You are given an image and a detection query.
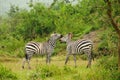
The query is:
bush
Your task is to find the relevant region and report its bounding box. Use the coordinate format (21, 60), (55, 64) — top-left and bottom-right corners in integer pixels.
(97, 56), (118, 70)
(0, 64), (18, 80)
(97, 27), (118, 57)
(0, 37), (25, 57)
(29, 65), (62, 80)
(96, 56), (120, 80)
(29, 65), (76, 80)
(71, 56), (120, 80)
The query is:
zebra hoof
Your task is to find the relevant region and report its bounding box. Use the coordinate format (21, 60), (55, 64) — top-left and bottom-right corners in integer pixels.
(28, 67), (31, 69)
(22, 66), (24, 69)
(86, 65), (91, 68)
(75, 66), (77, 68)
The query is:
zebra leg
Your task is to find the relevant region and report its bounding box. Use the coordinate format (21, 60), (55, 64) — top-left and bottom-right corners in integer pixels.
(46, 54), (48, 64)
(22, 53), (29, 69)
(91, 51), (94, 61)
(26, 54), (33, 69)
(27, 59), (31, 69)
(46, 53), (51, 64)
(87, 51), (92, 68)
(22, 58), (26, 69)
(65, 54), (70, 65)
(46, 54), (50, 64)
(73, 55), (77, 68)
(48, 54), (51, 64)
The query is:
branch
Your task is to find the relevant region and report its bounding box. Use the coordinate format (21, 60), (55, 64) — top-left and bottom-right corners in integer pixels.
(114, 16), (120, 27)
(49, 0), (58, 9)
(105, 0), (120, 35)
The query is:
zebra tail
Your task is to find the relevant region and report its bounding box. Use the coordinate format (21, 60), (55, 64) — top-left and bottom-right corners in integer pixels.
(25, 53), (29, 60)
(91, 51), (94, 61)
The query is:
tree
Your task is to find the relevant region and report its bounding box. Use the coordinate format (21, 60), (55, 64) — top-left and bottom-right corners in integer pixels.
(79, 0), (120, 70)
(8, 5), (19, 17)
(104, 0), (120, 70)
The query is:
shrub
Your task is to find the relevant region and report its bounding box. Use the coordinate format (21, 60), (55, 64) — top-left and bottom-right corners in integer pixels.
(29, 65), (76, 80)
(96, 56), (120, 80)
(0, 37), (25, 57)
(0, 64), (18, 80)
(97, 56), (118, 70)
(29, 65), (62, 80)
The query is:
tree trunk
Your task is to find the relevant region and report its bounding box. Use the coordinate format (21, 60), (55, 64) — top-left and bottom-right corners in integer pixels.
(118, 36), (120, 70)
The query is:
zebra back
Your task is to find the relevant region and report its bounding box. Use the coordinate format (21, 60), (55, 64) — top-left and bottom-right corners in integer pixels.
(74, 39), (93, 54)
(25, 41), (47, 55)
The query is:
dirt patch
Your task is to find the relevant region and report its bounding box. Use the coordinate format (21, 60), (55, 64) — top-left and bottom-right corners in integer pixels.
(0, 56), (19, 62)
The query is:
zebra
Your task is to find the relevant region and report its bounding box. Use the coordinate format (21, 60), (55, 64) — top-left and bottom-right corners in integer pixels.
(60, 33), (94, 68)
(22, 32), (62, 69)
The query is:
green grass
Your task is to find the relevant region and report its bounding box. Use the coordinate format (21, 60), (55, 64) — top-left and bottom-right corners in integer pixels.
(0, 56), (119, 80)
(0, 64), (18, 80)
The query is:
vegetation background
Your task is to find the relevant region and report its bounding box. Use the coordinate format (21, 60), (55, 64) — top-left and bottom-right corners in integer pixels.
(0, 0), (120, 80)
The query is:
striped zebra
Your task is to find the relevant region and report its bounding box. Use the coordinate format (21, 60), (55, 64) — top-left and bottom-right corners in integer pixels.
(22, 32), (62, 69)
(60, 33), (94, 68)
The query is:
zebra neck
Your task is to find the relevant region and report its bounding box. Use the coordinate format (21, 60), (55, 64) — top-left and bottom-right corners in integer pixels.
(66, 39), (71, 45)
(48, 38), (56, 48)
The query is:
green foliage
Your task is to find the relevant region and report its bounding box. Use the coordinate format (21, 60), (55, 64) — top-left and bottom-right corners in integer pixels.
(5, 3), (56, 40)
(29, 65), (58, 80)
(27, 56), (120, 80)
(0, 0), (120, 80)
(0, 0), (119, 59)
(0, 64), (18, 80)
(8, 4), (19, 17)
(97, 56), (118, 70)
(97, 28), (118, 57)
(96, 56), (120, 80)
(72, 56), (120, 80)
(0, 1), (102, 57)
(80, 54), (88, 60)
(0, 36), (25, 57)
(29, 65), (76, 80)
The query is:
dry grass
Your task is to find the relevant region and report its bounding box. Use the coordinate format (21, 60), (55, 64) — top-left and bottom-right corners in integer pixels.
(0, 55), (96, 80)
(1, 55), (94, 70)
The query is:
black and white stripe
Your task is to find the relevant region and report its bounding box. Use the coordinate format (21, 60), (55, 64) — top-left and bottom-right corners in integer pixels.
(22, 33), (62, 69)
(60, 33), (93, 68)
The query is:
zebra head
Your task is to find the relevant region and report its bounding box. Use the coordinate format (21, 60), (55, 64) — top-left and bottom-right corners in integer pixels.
(60, 33), (73, 43)
(50, 32), (63, 41)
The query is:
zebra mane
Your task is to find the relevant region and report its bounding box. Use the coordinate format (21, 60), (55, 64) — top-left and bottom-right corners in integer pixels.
(47, 37), (56, 48)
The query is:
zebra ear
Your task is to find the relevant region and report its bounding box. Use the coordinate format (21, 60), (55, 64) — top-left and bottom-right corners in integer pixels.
(51, 32), (56, 37)
(68, 32), (73, 38)
(53, 32), (56, 34)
